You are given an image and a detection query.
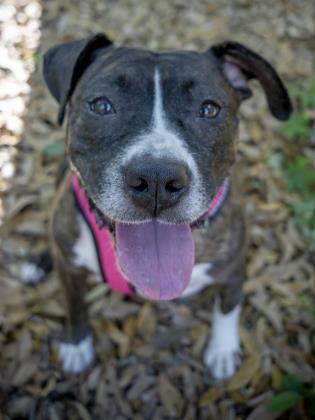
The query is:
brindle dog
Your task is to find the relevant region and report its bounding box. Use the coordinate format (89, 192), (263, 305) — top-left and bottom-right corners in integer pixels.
(33, 34), (292, 379)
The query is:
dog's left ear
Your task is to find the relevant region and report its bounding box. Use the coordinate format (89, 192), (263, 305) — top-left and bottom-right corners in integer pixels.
(43, 33), (112, 125)
(210, 41), (293, 121)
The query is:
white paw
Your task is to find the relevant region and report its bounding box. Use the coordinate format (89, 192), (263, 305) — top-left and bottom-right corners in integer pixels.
(20, 262), (44, 284)
(204, 303), (241, 380)
(204, 341), (241, 380)
(59, 335), (95, 374)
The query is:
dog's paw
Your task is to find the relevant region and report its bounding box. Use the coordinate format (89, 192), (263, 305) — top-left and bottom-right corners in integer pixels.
(59, 335), (95, 374)
(20, 262), (45, 284)
(204, 303), (241, 380)
(204, 341), (241, 380)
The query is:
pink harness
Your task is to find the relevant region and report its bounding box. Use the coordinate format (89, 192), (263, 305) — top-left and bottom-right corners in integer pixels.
(72, 174), (229, 295)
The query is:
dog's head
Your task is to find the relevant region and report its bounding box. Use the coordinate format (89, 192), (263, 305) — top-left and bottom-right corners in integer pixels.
(43, 33), (292, 300)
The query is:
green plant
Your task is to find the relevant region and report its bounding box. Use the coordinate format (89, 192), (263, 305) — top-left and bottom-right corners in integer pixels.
(280, 79), (315, 247)
(267, 373), (315, 416)
(284, 156), (315, 244)
(280, 79), (315, 140)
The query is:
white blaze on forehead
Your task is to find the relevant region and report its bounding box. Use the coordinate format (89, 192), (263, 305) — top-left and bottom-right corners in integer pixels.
(122, 67), (199, 161)
(153, 68), (165, 130)
(147, 68), (190, 156)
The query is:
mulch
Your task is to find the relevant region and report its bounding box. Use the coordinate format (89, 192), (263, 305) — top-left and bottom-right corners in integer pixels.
(0, 0), (314, 418)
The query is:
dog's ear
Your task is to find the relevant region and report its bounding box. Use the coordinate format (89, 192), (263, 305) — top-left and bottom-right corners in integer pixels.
(43, 33), (112, 125)
(210, 41), (293, 121)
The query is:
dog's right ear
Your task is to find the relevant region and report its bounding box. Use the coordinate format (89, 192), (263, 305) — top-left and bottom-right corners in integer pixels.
(43, 33), (112, 125)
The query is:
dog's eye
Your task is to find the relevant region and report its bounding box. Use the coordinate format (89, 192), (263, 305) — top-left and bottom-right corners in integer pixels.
(89, 97), (115, 115)
(199, 100), (220, 118)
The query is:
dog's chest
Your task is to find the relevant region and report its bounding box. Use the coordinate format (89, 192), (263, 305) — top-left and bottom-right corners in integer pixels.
(72, 213), (214, 297)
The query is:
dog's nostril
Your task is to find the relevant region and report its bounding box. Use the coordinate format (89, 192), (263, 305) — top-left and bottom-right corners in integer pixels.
(165, 168), (189, 195)
(130, 177), (148, 192)
(165, 180), (185, 194)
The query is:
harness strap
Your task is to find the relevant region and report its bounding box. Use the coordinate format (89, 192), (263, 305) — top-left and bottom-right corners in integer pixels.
(207, 178), (230, 220)
(72, 174), (133, 294)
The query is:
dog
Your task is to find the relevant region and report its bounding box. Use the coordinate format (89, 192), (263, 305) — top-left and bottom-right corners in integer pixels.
(32, 33), (292, 380)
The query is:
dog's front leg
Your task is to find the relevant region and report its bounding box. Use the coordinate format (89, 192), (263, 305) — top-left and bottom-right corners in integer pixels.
(54, 250), (95, 374)
(204, 261), (245, 380)
(49, 174), (95, 374)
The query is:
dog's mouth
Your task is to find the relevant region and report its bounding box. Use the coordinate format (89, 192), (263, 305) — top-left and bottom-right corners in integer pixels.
(74, 174), (229, 301)
(87, 195), (198, 300)
(115, 220), (194, 300)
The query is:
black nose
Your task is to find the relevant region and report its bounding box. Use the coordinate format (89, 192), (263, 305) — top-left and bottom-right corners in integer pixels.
(124, 158), (190, 216)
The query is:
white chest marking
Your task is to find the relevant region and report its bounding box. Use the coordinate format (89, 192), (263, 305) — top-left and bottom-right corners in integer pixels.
(181, 262), (214, 297)
(72, 212), (101, 279)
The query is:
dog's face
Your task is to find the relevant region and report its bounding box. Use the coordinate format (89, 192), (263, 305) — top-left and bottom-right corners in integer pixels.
(44, 34), (292, 300)
(68, 47), (240, 225)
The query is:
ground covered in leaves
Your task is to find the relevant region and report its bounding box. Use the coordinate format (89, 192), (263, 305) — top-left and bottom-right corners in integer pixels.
(0, 0), (314, 419)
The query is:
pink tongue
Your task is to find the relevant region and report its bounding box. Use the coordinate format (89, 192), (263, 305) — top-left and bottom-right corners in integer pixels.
(116, 220), (194, 300)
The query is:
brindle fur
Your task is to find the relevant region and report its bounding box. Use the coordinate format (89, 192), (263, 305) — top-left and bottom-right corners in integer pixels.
(193, 168), (247, 312)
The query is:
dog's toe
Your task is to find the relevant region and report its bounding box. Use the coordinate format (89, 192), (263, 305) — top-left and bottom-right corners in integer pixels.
(59, 335), (95, 374)
(204, 343), (241, 381)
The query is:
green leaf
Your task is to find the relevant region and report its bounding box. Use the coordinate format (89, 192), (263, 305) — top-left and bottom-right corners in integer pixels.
(297, 79), (315, 109)
(284, 156), (315, 198)
(32, 51), (41, 64)
(267, 391), (301, 412)
(42, 142), (65, 157)
(293, 200), (315, 224)
(280, 112), (311, 139)
(282, 374), (303, 394)
(147, 40), (159, 50)
(267, 152), (283, 170)
(283, 154), (315, 247)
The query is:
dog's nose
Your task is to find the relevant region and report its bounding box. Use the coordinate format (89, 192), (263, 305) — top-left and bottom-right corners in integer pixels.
(124, 158), (190, 215)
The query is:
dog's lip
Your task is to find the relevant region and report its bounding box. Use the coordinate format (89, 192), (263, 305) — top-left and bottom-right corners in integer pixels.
(96, 209), (209, 230)
(91, 199), (210, 228)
